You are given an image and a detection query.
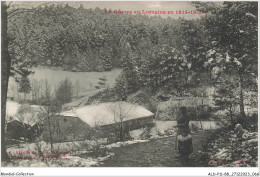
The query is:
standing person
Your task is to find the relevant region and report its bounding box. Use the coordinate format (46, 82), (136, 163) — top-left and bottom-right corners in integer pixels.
(176, 106), (193, 164)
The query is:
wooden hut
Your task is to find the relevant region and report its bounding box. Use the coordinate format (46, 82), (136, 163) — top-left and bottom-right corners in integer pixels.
(60, 101), (155, 139)
(6, 120), (31, 140)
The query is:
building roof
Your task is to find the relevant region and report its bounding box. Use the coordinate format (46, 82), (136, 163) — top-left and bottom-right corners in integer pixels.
(6, 100), (44, 126)
(60, 101), (154, 127)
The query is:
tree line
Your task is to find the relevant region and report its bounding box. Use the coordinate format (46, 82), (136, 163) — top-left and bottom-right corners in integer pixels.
(8, 3), (187, 73)
(8, 2), (257, 119)
(114, 2), (257, 112)
(92, 2), (257, 128)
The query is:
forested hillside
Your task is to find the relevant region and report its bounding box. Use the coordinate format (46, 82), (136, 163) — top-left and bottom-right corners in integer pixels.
(8, 2), (257, 116)
(8, 4), (197, 72)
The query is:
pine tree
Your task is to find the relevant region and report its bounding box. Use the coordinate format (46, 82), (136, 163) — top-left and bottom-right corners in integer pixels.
(18, 76), (31, 100)
(194, 1), (258, 117)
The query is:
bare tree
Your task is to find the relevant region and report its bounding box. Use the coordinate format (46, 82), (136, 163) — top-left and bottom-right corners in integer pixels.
(31, 79), (41, 103)
(38, 80), (62, 152)
(16, 82), (20, 100)
(189, 87), (209, 130)
(75, 80), (80, 98)
(16, 104), (37, 142)
(110, 102), (133, 141)
(87, 116), (108, 157)
(10, 85), (16, 100)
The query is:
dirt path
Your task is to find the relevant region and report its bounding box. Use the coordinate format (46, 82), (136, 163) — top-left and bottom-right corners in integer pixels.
(100, 130), (215, 167)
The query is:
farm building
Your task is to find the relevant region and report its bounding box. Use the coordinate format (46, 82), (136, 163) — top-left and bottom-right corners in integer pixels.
(6, 120), (31, 140)
(6, 119), (44, 142)
(5, 100), (93, 143)
(6, 101), (44, 142)
(41, 115), (93, 143)
(60, 101), (155, 138)
(6, 100), (155, 143)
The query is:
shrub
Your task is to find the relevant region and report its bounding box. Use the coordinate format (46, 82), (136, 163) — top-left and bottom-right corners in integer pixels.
(238, 113), (258, 132)
(138, 122), (156, 140)
(156, 102), (213, 121)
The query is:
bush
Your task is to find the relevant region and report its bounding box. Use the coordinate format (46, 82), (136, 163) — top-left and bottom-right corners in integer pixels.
(156, 102), (213, 121)
(138, 122), (156, 140)
(238, 113), (258, 132)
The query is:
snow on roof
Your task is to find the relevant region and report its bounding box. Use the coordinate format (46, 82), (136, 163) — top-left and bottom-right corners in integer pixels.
(6, 100), (44, 126)
(60, 101), (154, 127)
(6, 100), (20, 117)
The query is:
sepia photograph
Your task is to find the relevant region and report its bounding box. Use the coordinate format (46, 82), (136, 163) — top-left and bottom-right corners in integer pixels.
(0, 0), (259, 175)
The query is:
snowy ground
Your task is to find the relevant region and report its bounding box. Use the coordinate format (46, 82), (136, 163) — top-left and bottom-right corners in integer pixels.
(7, 67), (122, 100)
(3, 120), (172, 167)
(5, 138), (154, 167)
(4, 119), (221, 167)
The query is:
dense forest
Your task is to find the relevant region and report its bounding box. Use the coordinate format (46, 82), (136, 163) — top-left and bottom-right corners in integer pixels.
(8, 4), (182, 71)
(7, 1), (258, 113)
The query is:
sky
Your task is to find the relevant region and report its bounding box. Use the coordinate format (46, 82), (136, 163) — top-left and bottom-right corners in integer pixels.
(10, 1), (203, 19)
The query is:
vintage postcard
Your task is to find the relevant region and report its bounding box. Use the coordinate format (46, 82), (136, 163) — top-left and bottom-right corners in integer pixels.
(0, 1), (259, 176)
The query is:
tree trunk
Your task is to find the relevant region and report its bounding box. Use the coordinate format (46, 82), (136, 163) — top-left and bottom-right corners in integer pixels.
(17, 83), (19, 99)
(238, 70), (245, 118)
(1, 2), (11, 162)
(47, 115), (54, 152)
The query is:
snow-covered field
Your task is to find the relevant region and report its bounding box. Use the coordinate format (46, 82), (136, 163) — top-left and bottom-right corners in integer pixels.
(7, 67), (122, 99)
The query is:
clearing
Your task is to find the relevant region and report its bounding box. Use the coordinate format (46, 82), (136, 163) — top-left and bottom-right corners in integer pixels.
(8, 67), (122, 97)
(7, 67), (122, 109)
